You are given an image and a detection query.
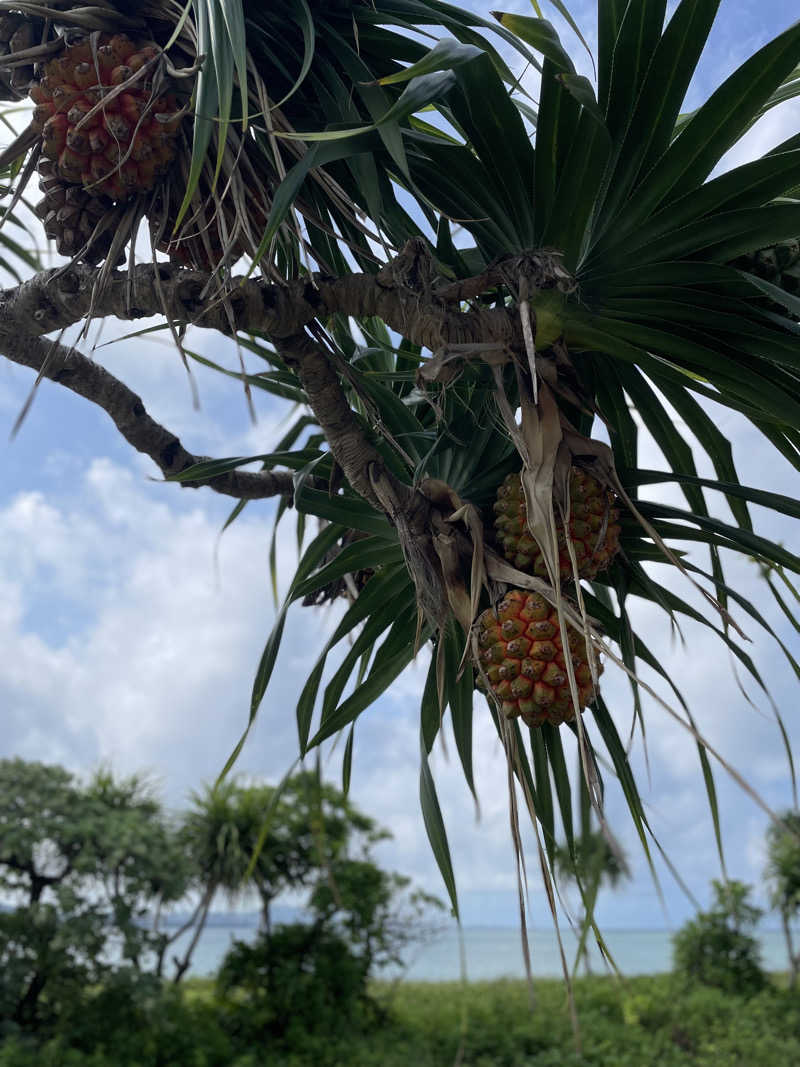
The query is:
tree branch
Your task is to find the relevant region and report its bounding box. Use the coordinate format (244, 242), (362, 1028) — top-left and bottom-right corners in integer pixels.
(0, 241), (544, 615)
(0, 331), (301, 501)
(274, 331), (388, 510)
(0, 245), (549, 353)
(273, 330), (450, 621)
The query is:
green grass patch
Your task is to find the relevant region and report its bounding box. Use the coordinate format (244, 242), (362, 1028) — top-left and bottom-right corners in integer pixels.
(352, 974), (800, 1066)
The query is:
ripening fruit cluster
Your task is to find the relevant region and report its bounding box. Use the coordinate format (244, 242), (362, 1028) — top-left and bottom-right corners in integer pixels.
(494, 467), (621, 583)
(29, 34), (180, 202)
(476, 590), (601, 727)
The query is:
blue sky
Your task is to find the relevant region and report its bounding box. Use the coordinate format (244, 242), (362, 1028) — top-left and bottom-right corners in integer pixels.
(1, 0), (799, 950)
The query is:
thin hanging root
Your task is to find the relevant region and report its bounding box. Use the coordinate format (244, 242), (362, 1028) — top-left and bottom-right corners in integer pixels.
(0, 121), (38, 169)
(566, 526), (653, 783)
(475, 624), (576, 1034)
(491, 363), (528, 457)
(413, 604), (425, 658)
(148, 232), (201, 412)
(10, 325), (72, 439)
(477, 627), (599, 1041)
(610, 474), (749, 641)
(433, 632), (452, 761)
(498, 715), (535, 1007)
(513, 380), (564, 592)
(0, 138), (39, 229)
(439, 495), (492, 673)
(484, 538), (781, 850)
(499, 713), (581, 1048)
(554, 423), (745, 640)
(518, 273), (537, 403)
(554, 576), (618, 858)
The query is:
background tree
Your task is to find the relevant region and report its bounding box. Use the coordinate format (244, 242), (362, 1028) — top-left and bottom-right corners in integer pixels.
(765, 810), (800, 987)
(309, 857), (445, 976)
(0, 757), (438, 1050)
(0, 0), (796, 987)
(82, 768), (193, 971)
(672, 879), (766, 995)
(0, 759), (190, 1028)
(176, 769), (387, 980)
(214, 784), (442, 1046)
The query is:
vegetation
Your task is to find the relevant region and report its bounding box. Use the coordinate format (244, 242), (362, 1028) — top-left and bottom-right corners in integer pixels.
(672, 879), (766, 995)
(0, 0), (795, 940)
(0, 759), (191, 1027)
(0, 758), (438, 1044)
(174, 772), (399, 978)
(2, 974), (800, 1066)
(0, 4), (799, 1062)
(765, 810), (800, 987)
(1, 756), (798, 1061)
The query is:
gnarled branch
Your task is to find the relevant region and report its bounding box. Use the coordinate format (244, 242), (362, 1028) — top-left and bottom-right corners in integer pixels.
(0, 331), (303, 501)
(0, 243), (573, 626)
(0, 246), (556, 352)
(0, 241), (559, 619)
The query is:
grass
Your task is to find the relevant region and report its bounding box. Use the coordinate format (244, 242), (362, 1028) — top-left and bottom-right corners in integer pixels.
(183, 971), (800, 1066)
(354, 975), (800, 1066)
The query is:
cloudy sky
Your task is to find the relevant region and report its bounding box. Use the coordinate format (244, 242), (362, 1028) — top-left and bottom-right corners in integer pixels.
(1, 0), (799, 945)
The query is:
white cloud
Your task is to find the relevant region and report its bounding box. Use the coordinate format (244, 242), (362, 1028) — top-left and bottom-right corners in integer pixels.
(0, 458), (317, 793)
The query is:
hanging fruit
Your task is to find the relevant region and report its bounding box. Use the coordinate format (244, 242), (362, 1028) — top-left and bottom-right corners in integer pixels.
(493, 468), (621, 582)
(475, 589), (602, 727)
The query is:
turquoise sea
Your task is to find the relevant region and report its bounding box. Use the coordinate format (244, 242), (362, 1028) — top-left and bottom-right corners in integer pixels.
(167, 916), (790, 981)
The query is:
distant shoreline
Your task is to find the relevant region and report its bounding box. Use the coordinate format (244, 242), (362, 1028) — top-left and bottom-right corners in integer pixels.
(158, 912), (785, 935)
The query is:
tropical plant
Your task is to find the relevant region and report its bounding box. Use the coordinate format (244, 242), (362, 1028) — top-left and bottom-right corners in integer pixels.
(765, 809), (800, 987)
(0, 759), (191, 1029)
(673, 879), (766, 995)
(216, 861), (442, 1046)
(175, 769), (387, 978)
(0, 0), (798, 1006)
(212, 776), (442, 1046)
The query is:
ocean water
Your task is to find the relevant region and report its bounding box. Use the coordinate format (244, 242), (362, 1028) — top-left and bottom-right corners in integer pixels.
(169, 917), (790, 982)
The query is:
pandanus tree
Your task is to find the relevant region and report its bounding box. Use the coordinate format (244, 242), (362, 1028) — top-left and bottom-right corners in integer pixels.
(0, 0), (799, 993)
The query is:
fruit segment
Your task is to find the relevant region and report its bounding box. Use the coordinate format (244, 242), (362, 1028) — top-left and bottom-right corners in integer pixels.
(476, 589), (602, 727)
(493, 468), (621, 582)
(29, 34), (180, 203)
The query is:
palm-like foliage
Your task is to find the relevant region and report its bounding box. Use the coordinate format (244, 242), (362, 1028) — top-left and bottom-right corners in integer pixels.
(2, 0), (799, 986)
(169, 2), (800, 917)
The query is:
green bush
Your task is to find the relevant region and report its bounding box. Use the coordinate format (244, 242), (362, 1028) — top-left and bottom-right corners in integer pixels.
(673, 880), (767, 995)
(217, 924), (374, 1050)
(62, 969), (233, 1065)
(0, 971), (233, 1067)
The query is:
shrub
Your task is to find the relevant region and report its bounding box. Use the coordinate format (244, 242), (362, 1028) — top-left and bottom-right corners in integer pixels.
(0, 971), (233, 1067)
(217, 924), (373, 1048)
(673, 879), (767, 995)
